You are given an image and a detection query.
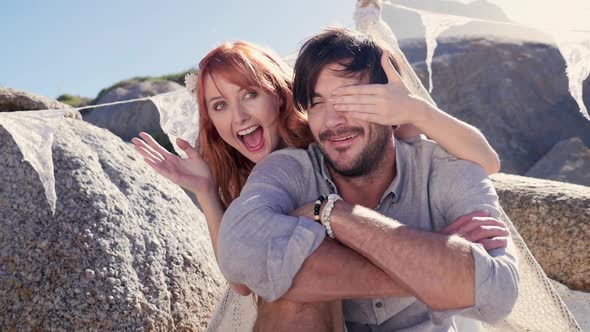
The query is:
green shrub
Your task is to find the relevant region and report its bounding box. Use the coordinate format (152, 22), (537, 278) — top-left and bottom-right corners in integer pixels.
(90, 69), (197, 105)
(56, 94), (91, 107)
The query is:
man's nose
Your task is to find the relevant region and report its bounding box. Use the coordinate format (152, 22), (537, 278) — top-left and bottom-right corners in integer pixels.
(324, 100), (346, 128)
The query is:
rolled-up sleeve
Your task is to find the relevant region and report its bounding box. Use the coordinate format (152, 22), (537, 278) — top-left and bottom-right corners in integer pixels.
(468, 242), (519, 322)
(427, 242), (519, 325)
(430, 148), (519, 323)
(217, 152), (327, 301)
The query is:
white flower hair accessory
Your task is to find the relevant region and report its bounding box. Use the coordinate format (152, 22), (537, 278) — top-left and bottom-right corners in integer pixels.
(184, 72), (199, 97)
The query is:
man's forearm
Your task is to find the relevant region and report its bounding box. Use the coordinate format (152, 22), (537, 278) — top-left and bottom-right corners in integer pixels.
(330, 202), (475, 310)
(282, 238), (412, 302)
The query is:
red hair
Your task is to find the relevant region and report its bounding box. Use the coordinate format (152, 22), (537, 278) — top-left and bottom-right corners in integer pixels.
(195, 41), (313, 208)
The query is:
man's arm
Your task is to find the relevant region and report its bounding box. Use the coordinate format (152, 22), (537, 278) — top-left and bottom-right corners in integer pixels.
(325, 153), (518, 322)
(328, 203), (476, 310)
(281, 208), (508, 303)
(217, 151), (410, 302)
(282, 238), (412, 302)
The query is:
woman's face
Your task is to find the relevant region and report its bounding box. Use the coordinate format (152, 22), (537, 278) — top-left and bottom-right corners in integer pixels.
(204, 73), (283, 164)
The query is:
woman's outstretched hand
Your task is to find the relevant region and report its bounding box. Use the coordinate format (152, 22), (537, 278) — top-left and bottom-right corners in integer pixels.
(329, 51), (429, 126)
(131, 132), (215, 194)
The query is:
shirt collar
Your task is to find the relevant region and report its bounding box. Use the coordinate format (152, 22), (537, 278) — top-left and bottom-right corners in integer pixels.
(309, 143), (339, 194)
(382, 140), (405, 203)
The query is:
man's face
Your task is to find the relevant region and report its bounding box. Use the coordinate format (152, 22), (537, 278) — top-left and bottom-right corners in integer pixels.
(307, 62), (392, 177)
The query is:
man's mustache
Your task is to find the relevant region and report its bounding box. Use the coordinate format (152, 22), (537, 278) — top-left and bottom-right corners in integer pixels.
(319, 127), (365, 141)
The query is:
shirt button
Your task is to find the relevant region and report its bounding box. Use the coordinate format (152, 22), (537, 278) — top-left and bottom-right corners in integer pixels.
(375, 301), (383, 308)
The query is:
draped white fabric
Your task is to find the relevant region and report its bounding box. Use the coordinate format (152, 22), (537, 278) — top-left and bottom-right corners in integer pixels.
(0, 109), (65, 214)
(556, 35), (590, 120)
(418, 12), (471, 93)
(149, 89), (200, 159)
(383, 0), (590, 120)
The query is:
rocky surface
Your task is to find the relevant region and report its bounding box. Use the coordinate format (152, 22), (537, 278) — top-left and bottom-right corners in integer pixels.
(525, 137), (590, 187)
(0, 87), (81, 119)
(551, 280), (590, 331)
(492, 173), (590, 291)
(82, 80), (182, 141)
(0, 118), (223, 331)
(401, 38), (590, 176)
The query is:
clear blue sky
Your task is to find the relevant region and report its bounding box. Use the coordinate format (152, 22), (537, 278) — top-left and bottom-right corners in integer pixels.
(1, 0), (355, 99)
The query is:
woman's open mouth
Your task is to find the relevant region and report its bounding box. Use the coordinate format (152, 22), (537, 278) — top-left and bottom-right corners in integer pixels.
(237, 125), (265, 152)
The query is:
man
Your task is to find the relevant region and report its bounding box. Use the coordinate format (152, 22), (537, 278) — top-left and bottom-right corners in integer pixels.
(217, 28), (518, 331)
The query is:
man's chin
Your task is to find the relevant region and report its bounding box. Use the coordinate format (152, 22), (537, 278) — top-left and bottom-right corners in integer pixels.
(324, 153), (361, 176)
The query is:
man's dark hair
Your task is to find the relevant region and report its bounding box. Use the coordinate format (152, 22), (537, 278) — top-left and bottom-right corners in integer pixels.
(293, 27), (400, 110)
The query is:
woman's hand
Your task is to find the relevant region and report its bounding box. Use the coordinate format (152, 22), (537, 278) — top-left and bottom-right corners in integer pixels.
(329, 51), (429, 126)
(131, 132), (215, 195)
(440, 211), (510, 251)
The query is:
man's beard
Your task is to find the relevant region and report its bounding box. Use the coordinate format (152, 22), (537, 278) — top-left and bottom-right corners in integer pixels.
(318, 124), (391, 178)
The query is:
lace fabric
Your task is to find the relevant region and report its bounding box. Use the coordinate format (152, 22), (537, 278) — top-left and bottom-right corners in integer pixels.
(149, 89), (200, 158)
(480, 208), (581, 331)
(555, 34), (590, 120)
(0, 109), (65, 214)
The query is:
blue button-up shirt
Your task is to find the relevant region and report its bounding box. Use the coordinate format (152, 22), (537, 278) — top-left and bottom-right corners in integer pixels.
(218, 137), (519, 331)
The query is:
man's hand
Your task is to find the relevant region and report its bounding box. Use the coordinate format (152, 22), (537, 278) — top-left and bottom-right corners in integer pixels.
(440, 211), (510, 251)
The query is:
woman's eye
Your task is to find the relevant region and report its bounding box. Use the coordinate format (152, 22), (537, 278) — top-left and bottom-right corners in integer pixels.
(245, 91), (258, 99)
(213, 102), (226, 111)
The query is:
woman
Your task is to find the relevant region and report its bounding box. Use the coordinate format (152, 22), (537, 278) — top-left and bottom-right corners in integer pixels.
(131, 40), (505, 329)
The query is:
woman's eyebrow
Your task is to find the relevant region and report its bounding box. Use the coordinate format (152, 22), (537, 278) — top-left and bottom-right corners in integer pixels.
(207, 96), (223, 105)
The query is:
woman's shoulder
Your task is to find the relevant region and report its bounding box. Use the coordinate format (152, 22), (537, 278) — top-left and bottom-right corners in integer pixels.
(253, 147), (315, 178)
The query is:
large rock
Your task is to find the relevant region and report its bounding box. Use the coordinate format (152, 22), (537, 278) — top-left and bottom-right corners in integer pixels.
(401, 38), (590, 175)
(525, 137), (590, 187)
(0, 87), (81, 119)
(0, 118), (224, 331)
(492, 173), (590, 291)
(551, 280), (590, 331)
(82, 80), (183, 141)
